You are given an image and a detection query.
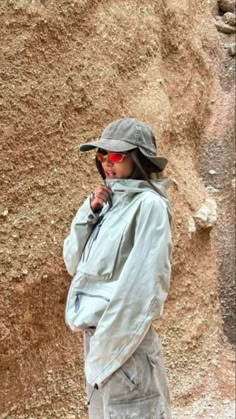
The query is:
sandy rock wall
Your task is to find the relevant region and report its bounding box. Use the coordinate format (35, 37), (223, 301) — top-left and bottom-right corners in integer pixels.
(0, 0), (225, 417)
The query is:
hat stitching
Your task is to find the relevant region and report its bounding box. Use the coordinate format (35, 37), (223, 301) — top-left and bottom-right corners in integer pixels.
(135, 123), (142, 146)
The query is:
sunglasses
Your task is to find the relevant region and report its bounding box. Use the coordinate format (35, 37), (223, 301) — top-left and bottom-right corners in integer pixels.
(96, 149), (128, 163)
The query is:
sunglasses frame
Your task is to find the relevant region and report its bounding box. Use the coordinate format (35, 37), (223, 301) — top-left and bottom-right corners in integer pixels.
(96, 150), (128, 163)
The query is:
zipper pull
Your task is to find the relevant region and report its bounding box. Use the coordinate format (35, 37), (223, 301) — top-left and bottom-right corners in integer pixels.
(87, 383), (99, 406)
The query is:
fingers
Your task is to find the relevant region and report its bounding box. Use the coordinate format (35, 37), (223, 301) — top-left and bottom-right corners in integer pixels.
(90, 185), (112, 212)
(94, 185), (111, 201)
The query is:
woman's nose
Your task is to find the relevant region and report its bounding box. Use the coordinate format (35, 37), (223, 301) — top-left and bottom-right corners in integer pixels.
(104, 158), (113, 166)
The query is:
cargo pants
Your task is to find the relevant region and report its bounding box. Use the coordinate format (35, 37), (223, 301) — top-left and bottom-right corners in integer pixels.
(84, 326), (172, 419)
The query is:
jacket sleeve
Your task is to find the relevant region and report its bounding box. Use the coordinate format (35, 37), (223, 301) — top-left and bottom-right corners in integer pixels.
(63, 197), (101, 276)
(85, 195), (172, 387)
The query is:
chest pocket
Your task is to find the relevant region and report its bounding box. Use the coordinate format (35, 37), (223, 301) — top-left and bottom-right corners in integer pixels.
(78, 218), (127, 279)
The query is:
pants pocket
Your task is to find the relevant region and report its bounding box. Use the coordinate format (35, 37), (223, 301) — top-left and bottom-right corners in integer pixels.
(109, 394), (167, 419)
(117, 366), (138, 391)
(102, 355), (139, 401)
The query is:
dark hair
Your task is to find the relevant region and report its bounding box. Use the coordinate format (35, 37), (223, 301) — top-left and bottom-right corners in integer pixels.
(95, 148), (162, 185)
(95, 156), (106, 180)
(129, 149), (162, 178)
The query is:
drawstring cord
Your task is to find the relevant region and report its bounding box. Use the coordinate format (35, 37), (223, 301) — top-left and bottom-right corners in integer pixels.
(87, 383), (99, 406)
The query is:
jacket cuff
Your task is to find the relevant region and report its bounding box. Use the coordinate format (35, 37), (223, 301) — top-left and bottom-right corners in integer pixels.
(75, 196), (101, 225)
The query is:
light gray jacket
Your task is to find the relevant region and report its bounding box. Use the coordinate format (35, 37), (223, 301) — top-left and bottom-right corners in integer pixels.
(63, 179), (172, 388)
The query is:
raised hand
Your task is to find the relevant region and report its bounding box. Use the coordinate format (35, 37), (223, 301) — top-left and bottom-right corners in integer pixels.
(90, 184), (112, 212)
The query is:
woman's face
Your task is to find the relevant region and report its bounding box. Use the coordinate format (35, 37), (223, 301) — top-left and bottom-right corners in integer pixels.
(99, 150), (135, 179)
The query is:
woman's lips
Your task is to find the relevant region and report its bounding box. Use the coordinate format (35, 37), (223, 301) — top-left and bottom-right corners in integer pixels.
(105, 171), (117, 178)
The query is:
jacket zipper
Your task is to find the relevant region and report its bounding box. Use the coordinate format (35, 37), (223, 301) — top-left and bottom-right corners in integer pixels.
(82, 219), (104, 263)
(93, 221), (103, 241)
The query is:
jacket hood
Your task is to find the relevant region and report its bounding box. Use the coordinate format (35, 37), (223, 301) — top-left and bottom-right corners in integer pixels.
(104, 178), (172, 217)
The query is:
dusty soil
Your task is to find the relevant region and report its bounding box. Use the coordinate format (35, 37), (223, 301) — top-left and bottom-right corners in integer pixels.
(0, 0), (235, 418)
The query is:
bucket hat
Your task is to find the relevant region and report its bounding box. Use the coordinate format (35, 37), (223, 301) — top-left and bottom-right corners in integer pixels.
(80, 118), (168, 171)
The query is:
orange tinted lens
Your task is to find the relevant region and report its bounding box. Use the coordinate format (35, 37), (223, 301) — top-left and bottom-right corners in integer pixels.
(96, 152), (105, 162)
(108, 153), (125, 163)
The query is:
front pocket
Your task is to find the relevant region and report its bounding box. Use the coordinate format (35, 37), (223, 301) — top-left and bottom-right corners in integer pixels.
(79, 218), (127, 278)
(65, 279), (112, 330)
(109, 394), (166, 419)
(77, 291), (110, 303)
(73, 291), (110, 328)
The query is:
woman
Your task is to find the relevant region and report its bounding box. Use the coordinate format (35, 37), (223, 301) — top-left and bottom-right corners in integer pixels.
(63, 118), (172, 418)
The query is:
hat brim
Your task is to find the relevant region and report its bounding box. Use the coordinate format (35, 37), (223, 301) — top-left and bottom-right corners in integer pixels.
(80, 138), (136, 152)
(80, 139), (168, 171)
